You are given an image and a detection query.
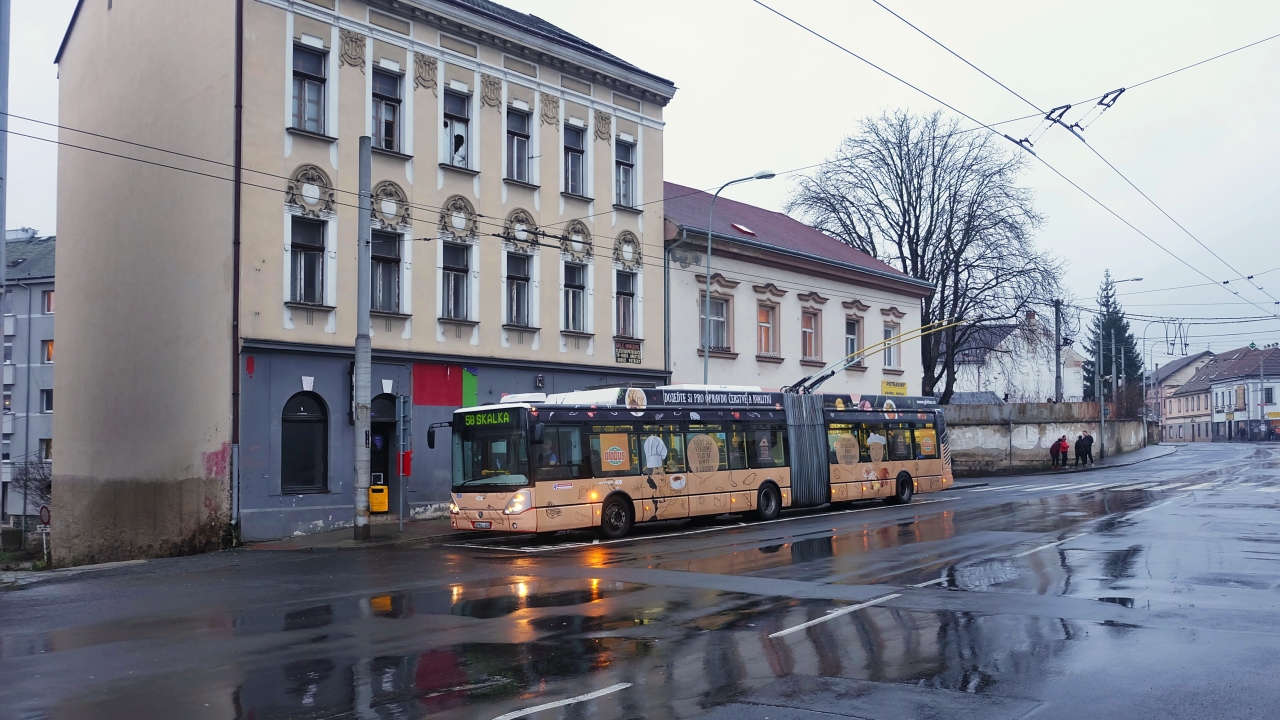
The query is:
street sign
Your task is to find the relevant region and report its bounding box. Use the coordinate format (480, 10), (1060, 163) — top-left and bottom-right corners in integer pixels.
(1249, 341), (1257, 350)
(39, 505), (50, 525)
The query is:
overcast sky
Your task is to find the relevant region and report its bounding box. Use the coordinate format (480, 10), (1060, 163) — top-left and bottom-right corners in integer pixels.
(9, 0), (1280, 364)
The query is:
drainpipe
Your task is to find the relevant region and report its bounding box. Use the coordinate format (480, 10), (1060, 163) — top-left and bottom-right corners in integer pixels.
(664, 228), (693, 376)
(230, 0), (244, 528)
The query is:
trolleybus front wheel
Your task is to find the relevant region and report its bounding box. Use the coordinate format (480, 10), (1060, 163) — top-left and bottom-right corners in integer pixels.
(598, 495), (634, 539)
(755, 483), (782, 521)
(885, 472), (914, 505)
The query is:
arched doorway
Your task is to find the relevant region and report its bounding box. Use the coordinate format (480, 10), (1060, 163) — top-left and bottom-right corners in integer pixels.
(281, 392), (328, 493)
(370, 394), (398, 514)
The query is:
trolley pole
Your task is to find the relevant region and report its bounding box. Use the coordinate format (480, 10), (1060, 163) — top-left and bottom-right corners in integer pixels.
(353, 137), (372, 541)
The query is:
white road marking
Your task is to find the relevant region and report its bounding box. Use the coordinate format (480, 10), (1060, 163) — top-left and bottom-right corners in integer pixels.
(444, 498), (956, 554)
(1257, 487), (1280, 493)
(1012, 533), (1088, 558)
(1158, 483), (1190, 490)
(769, 593), (902, 638)
(1110, 482), (1160, 491)
(978, 485), (1027, 492)
(910, 577), (947, 587)
(1181, 482), (1218, 491)
(1020, 483), (1075, 492)
(491, 683), (632, 720)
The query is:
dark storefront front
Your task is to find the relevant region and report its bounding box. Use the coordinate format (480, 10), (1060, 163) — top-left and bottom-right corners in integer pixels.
(237, 341), (667, 541)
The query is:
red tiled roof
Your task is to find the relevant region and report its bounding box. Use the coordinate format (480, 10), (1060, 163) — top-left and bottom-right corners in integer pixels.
(664, 182), (922, 284)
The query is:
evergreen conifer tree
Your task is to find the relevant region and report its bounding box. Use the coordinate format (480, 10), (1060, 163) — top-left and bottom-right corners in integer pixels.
(1082, 271), (1144, 401)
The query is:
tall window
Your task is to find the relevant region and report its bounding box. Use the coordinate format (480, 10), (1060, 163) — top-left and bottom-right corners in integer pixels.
(615, 270), (636, 338)
(757, 303), (777, 356)
(615, 140), (635, 206)
(372, 68), (401, 152)
(845, 319), (860, 364)
(1267, 387), (1275, 404)
(883, 324), (900, 368)
(700, 295), (729, 351)
(507, 109), (531, 182)
(40, 389), (52, 413)
(507, 253), (531, 327)
(801, 310), (821, 361)
(443, 91), (470, 167)
(3, 390), (10, 412)
(564, 263), (586, 332)
(291, 217), (325, 305)
(442, 243), (469, 320)
(564, 125), (585, 196)
(38, 438), (52, 462)
(370, 231), (400, 313)
(2, 288), (11, 315)
(41, 340), (54, 364)
(3, 342), (10, 363)
(281, 392), (327, 493)
(292, 45), (326, 134)
(42, 291), (54, 314)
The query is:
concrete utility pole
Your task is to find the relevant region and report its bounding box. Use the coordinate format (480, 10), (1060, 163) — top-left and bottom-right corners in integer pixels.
(353, 137), (372, 541)
(1053, 298), (1063, 402)
(1098, 333), (1105, 460)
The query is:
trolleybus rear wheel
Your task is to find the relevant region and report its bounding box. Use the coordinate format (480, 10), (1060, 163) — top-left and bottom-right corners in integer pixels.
(598, 495), (634, 539)
(755, 484), (782, 521)
(885, 472), (914, 505)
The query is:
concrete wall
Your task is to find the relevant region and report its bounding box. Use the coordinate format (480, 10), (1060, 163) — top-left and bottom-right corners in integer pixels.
(944, 403), (1144, 476)
(52, 0), (236, 565)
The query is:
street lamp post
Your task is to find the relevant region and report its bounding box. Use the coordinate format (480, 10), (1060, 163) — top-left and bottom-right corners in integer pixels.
(703, 171), (775, 385)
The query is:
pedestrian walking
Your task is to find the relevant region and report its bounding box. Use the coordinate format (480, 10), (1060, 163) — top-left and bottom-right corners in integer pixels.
(1074, 434), (1085, 468)
(1049, 438), (1061, 469)
(1058, 437), (1071, 469)
(1083, 431), (1095, 465)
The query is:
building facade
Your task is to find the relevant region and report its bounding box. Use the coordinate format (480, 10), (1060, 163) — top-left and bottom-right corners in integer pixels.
(1147, 350), (1212, 436)
(948, 313), (1086, 403)
(1203, 346), (1279, 441)
(54, 0), (675, 560)
(1, 230), (56, 523)
(663, 183), (933, 394)
(1164, 375), (1212, 442)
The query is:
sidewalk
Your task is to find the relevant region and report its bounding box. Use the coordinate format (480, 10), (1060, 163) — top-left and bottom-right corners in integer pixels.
(1015, 443), (1180, 477)
(244, 517), (475, 552)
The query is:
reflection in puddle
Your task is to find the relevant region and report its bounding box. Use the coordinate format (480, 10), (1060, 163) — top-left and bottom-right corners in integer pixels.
(1097, 597), (1136, 608)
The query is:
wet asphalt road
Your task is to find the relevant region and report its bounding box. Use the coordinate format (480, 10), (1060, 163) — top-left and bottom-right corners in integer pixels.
(4, 443), (1280, 720)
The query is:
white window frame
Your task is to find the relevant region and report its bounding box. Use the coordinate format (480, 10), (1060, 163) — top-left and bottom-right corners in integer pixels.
(564, 124), (586, 196)
(615, 140), (635, 207)
(564, 262), (588, 332)
(801, 309), (822, 362)
(883, 323), (900, 369)
(292, 43), (327, 134)
(700, 294), (731, 352)
(370, 230), (401, 313)
(757, 302), (777, 357)
(442, 89), (471, 168)
(614, 269), (637, 338)
(40, 389), (53, 413)
(371, 67), (402, 152)
(289, 216), (327, 306)
(441, 242), (471, 321)
(506, 107), (531, 183)
(506, 251), (533, 327)
(845, 318), (861, 365)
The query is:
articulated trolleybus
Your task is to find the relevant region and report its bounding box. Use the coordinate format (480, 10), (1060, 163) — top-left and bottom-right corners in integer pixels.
(436, 385), (953, 539)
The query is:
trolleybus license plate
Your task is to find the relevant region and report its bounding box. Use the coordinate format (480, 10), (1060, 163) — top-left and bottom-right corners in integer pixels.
(472, 521), (491, 529)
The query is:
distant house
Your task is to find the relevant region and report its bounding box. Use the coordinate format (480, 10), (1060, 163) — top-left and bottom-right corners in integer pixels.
(1146, 350), (1213, 428)
(946, 312), (1084, 402)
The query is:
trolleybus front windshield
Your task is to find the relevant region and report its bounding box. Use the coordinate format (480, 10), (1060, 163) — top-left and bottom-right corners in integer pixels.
(451, 409), (531, 488)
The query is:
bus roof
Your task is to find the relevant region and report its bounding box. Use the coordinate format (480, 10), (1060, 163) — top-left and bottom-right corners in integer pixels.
(459, 386), (942, 413)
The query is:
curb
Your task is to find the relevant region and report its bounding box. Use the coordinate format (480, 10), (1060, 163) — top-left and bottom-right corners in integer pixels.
(992, 444), (1181, 480)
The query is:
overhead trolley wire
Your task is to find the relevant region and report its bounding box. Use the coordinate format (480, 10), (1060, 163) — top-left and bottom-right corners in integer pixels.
(860, 0), (1280, 317)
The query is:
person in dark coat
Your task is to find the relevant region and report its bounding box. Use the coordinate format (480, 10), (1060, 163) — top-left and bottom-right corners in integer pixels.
(1082, 432), (1095, 465)
(1074, 435), (1085, 467)
(1049, 438), (1061, 468)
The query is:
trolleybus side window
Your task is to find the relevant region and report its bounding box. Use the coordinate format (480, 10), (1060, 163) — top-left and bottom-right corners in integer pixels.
(913, 423), (939, 459)
(726, 429), (750, 470)
(641, 424), (686, 473)
(748, 425), (788, 468)
(885, 425), (912, 461)
(686, 424), (743, 472)
(536, 425), (587, 480)
(589, 426), (640, 477)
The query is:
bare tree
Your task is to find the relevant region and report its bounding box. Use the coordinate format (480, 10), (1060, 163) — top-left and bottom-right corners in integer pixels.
(786, 110), (1062, 402)
(12, 460), (51, 515)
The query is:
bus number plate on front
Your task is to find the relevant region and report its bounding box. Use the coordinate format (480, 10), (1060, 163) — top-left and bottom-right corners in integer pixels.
(472, 521), (492, 529)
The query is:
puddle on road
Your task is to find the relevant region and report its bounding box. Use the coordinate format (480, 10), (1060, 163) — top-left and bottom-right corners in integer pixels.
(1098, 597), (1136, 608)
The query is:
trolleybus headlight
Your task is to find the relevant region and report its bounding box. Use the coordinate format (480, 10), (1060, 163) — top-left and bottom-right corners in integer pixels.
(503, 490), (533, 515)
(449, 502), (460, 515)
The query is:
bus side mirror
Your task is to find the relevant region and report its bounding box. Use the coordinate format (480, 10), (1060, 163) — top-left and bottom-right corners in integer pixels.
(427, 428), (436, 449)
(532, 423), (545, 444)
